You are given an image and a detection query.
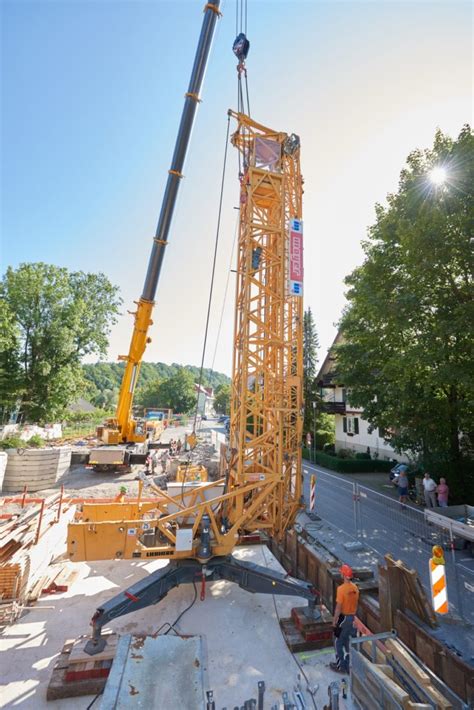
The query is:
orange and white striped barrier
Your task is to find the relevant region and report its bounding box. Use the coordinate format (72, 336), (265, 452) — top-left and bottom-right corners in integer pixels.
(429, 545), (448, 614)
(309, 474), (316, 511)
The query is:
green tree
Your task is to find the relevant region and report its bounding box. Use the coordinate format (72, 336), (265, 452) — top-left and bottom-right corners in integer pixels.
(82, 361), (230, 409)
(2, 263), (122, 422)
(156, 368), (197, 413)
(337, 126), (473, 495)
(0, 295), (23, 421)
(303, 307), (319, 438)
(135, 378), (163, 410)
(214, 383), (231, 414)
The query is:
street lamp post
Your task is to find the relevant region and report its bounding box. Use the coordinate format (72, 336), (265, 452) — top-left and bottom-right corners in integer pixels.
(312, 400), (317, 464)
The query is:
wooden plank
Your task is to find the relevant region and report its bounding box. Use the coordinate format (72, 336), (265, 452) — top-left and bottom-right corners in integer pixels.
(385, 638), (431, 687)
(368, 660), (410, 706)
(378, 564), (393, 630)
(422, 685), (453, 709)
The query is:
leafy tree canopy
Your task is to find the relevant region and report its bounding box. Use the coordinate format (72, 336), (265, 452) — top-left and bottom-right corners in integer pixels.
(1, 263), (122, 423)
(214, 383), (231, 414)
(155, 368), (197, 413)
(337, 126), (473, 492)
(84, 362), (230, 410)
(303, 307), (320, 436)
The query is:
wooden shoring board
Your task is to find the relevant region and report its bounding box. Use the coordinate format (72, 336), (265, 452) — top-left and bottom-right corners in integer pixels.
(385, 554), (437, 628)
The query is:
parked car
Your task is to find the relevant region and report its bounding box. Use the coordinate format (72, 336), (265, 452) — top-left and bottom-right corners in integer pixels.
(218, 415), (229, 423)
(390, 462), (421, 488)
(390, 462), (409, 485)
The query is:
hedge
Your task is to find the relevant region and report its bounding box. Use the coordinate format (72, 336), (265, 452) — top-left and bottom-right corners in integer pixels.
(302, 448), (393, 473)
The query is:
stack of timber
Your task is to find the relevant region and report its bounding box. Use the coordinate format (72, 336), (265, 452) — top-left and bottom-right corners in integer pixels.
(47, 634), (119, 700)
(0, 492), (76, 619)
(351, 634), (459, 709)
(2, 447), (71, 493)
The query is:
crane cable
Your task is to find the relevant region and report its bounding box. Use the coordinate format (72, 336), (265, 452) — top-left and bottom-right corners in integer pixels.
(192, 115), (231, 435)
(209, 212), (239, 375)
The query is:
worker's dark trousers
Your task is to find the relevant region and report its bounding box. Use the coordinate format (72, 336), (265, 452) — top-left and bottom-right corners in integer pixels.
(335, 614), (356, 671)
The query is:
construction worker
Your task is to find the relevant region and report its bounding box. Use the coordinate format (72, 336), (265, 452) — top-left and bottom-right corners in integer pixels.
(330, 564), (359, 674)
(114, 486), (127, 503)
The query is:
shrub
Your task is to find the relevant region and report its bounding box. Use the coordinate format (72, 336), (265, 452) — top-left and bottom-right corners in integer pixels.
(0, 436), (26, 450)
(337, 448), (353, 459)
(305, 449), (392, 473)
(355, 452), (371, 460)
(28, 434), (45, 448)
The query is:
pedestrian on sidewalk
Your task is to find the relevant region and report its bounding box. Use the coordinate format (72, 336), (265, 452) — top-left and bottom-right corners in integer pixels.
(330, 564), (359, 674)
(436, 478), (449, 507)
(398, 470), (409, 503)
(423, 473), (437, 508)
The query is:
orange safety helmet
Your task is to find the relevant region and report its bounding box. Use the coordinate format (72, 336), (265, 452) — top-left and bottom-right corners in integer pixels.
(340, 564), (353, 579)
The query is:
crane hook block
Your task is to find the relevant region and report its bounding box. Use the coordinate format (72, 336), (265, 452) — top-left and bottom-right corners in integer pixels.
(233, 32), (250, 62)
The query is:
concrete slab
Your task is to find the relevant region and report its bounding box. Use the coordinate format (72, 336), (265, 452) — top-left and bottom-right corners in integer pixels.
(0, 546), (354, 709)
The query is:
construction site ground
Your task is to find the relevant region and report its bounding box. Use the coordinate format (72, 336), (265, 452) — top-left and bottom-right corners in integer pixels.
(1, 420), (471, 707)
(0, 546), (351, 709)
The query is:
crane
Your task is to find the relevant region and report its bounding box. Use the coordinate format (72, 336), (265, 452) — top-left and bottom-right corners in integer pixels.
(67, 3), (316, 656)
(89, 0), (222, 474)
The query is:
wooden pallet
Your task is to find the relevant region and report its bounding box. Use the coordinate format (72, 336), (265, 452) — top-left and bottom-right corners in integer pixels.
(280, 606), (334, 653)
(47, 634), (118, 701)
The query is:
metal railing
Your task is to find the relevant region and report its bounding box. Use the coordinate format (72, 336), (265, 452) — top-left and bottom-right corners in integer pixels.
(302, 463), (474, 625)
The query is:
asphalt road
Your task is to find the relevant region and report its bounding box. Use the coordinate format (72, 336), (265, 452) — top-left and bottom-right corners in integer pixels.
(302, 460), (474, 629)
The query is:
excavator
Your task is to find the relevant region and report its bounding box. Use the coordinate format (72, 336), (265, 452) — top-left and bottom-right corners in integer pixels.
(67, 0), (316, 655)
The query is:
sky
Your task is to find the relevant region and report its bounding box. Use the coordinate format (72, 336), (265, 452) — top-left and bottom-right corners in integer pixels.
(1, 0), (472, 378)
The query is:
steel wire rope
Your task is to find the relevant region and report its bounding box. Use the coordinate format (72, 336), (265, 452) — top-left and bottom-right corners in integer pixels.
(209, 213), (239, 375)
(192, 115), (231, 435)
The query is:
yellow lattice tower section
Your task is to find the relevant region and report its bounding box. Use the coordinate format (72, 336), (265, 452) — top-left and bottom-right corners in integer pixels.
(226, 111), (304, 540)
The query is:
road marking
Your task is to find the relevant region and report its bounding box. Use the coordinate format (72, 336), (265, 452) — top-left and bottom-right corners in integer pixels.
(464, 582), (474, 593)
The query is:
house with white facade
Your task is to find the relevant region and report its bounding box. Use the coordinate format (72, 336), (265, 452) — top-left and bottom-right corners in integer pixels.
(316, 333), (408, 462)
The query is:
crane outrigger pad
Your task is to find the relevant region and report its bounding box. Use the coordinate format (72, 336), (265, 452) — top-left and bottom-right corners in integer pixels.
(85, 555), (320, 655)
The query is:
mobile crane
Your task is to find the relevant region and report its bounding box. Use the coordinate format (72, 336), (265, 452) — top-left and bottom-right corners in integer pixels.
(67, 1), (317, 655)
(87, 0), (222, 471)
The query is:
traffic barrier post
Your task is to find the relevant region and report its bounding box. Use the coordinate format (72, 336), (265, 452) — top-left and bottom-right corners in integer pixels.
(430, 545), (449, 614)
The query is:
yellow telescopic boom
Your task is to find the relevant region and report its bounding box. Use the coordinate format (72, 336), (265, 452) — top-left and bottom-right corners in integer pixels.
(104, 1), (222, 444)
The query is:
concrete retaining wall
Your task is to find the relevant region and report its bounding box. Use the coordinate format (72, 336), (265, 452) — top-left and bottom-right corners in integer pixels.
(0, 452), (7, 491)
(2, 447), (71, 493)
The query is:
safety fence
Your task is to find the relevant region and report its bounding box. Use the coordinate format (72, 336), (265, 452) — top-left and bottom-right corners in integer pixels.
(302, 464), (474, 625)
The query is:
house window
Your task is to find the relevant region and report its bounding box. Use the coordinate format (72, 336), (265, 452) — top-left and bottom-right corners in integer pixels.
(378, 426), (386, 439)
(343, 417), (359, 435)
